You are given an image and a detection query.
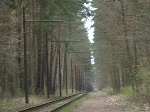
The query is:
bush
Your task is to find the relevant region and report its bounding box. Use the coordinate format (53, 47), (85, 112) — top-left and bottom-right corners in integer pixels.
(137, 68), (150, 102)
(121, 86), (134, 100)
(102, 87), (114, 95)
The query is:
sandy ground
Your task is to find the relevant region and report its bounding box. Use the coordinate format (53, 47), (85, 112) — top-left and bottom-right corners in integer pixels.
(72, 91), (127, 112)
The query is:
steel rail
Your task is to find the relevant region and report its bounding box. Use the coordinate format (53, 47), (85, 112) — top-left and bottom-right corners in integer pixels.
(50, 93), (87, 112)
(18, 93), (83, 112)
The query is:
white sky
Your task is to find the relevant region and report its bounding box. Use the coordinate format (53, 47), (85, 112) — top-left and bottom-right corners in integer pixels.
(83, 1), (96, 64)
(83, 2), (96, 43)
(84, 16), (95, 43)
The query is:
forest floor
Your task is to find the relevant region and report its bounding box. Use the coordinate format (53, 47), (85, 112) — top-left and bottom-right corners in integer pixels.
(0, 91), (149, 112)
(0, 93), (69, 112)
(72, 91), (150, 112)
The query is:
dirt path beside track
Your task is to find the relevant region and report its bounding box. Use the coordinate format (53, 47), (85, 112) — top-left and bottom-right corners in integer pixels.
(72, 91), (128, 112)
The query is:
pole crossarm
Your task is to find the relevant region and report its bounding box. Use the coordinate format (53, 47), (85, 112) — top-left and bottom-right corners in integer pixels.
(51, 40), (81, 42)
(26, 20), (74, 22)
(73, 64), (91, 65)
(69, 51), (90, 53)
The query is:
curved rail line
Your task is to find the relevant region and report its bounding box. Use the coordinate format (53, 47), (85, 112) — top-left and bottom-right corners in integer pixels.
(18, 93), (86, 112)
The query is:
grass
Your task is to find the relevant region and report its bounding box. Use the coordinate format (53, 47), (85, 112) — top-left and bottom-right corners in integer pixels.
(102, 87), (114, 95)
(120, 86), (150, 111)
(0, 91), (85, 112)
(58, 93), (90, 112)
(0, 94), (69, 112)
(120, 86), (134, 100)
(124, 102), (150, 112)
(0, 95), (49, 112)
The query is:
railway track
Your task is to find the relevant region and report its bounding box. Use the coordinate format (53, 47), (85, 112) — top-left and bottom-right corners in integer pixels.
(18, 93), (86, 112)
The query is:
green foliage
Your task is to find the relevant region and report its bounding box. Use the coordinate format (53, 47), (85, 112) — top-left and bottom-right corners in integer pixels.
(102, 87), (114, 95)
(137, 67), (150, 84)
(136, 67), (150, 102)
(121, 86), (134, 100)
(5, 0), (18, 9)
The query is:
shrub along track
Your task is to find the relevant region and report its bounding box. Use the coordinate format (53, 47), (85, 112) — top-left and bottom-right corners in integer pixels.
(17, 93), (87, 112)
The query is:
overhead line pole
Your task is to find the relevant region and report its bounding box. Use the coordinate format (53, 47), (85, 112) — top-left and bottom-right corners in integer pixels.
(23, 7), (28, 104)
(51, 40), (81, 95)
(22, 6), (73, 103)
(69, 51), (92, 93)
(71, 60), (74, 93)
(46, 32), (50, 98)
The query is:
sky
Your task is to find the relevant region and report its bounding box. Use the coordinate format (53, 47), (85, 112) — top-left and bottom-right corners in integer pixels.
(84, 16), (95, 43)
(82, 1), (96, 64)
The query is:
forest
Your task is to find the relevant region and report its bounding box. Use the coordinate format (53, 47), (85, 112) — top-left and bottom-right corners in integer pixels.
(0, 0), (93, 104)
(0, 0), (150, 111)
(94, 0), (150, 103)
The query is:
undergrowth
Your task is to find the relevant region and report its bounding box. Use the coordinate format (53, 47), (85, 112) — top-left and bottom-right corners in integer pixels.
(102, 87), (114, 95)
(120, 86), (134, 100)
(0, 95), (48, 112)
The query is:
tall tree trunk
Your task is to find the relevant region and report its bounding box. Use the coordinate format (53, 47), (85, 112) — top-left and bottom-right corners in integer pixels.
(121, 0), (133, 86)
(35, 28), (42, 94)
(53, 46), (59, 95)
(49, 39), (54, 94)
